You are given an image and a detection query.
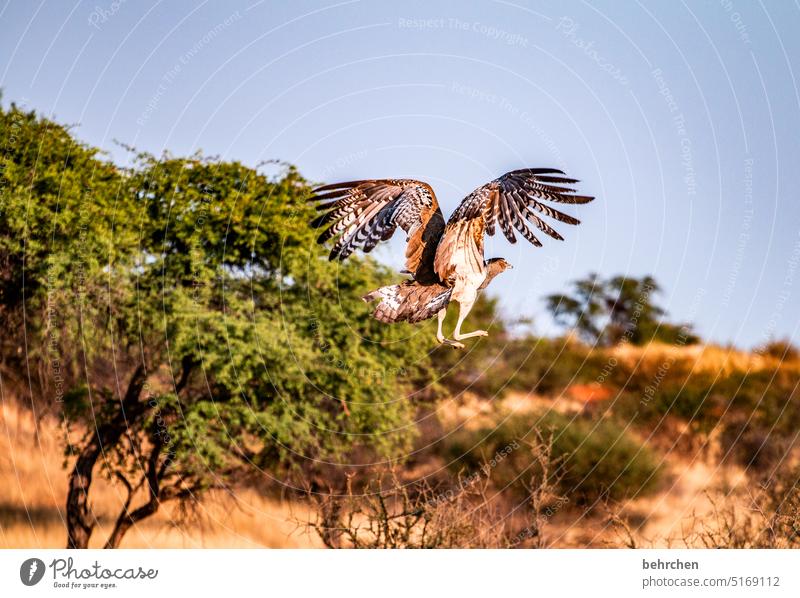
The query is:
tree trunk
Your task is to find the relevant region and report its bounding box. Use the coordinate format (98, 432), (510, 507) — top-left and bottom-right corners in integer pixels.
(104, 440), (163, 549)
(65, 365), (148, 548)
(103, 360), (192, 548)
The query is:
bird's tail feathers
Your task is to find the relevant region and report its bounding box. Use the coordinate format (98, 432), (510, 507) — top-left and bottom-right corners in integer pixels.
(362, 281), (452, 324)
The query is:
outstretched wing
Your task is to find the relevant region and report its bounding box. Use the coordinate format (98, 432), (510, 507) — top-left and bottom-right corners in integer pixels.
(435, 168), (593, 282)
(310, 179), (445, 282)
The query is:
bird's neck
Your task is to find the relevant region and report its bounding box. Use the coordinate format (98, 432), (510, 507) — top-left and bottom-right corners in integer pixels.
(479, 261), (505, 290)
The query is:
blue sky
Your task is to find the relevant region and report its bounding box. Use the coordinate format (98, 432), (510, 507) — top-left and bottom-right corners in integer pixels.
(2, 0), (799, 348)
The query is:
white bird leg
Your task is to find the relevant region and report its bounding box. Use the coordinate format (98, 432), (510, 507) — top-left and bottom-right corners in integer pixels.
(452, 299), (488, 341)
(436, 308), (464, 349)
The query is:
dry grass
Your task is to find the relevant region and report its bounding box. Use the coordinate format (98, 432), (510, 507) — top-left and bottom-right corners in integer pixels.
(4, 339), (794, 549)
(611, 342), (799, 376)
(0, 399), (320, 548)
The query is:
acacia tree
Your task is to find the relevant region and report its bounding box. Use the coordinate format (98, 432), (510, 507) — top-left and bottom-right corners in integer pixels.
(1, 103), (435, 548)
(545, 273), (698, 346)
(0, 102), (126, 403)
(70, 155), (437, 548)
(544, 272), (605, 344)
(603, 275), (664, 344)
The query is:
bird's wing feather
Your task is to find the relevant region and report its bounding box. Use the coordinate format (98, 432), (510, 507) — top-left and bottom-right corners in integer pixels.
(435, 168), (593, 283)
(310, 179), (445, 280)
(433, 216), (485, 285)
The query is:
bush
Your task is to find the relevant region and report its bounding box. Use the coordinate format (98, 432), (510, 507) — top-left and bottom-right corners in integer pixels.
(435, 333), (608, 399)
(440, 410), (662, 504)
(757, 338), (800, 362)
(718, 368), (800, 468)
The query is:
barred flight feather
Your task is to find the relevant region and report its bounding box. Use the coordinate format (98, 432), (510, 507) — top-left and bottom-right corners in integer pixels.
(310, 167), (593, 326)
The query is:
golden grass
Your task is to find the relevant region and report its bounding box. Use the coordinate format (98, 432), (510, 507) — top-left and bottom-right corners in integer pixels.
(0, 399), (320, 548)
(3, 338), (789, 549)
(611, 342), (798, 376)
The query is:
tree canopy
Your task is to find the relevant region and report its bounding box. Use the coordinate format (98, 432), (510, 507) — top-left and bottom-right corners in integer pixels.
(0, 101), (436, 547)
(544, 272), (700, 346)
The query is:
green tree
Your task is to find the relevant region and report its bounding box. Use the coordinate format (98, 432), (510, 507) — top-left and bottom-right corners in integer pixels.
(0, 102), (435, 548)
(0, 101), (127, 401)
(545, 273), (699, 346)
(543, 272), (605, 343)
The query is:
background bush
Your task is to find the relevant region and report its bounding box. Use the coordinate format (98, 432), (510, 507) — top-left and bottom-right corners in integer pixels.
(440, 410), (663, 504)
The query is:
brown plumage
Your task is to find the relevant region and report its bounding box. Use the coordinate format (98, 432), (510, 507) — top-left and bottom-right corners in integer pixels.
(309, 168), (594, 348)
(362, 281), (452, 324)
(310, 179), (444, 283)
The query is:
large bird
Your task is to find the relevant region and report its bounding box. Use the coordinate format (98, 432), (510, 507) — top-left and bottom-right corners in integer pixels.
(309, 168), (594, 348)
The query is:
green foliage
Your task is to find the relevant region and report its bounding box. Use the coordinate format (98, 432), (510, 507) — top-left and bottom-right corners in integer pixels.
(436, 332), (610, 399)
(0, 102), (131, 399)
(441, 411), (663, 503)
(0, 103), (122, 308)
(0, 101), (437, 515)
(123, 152), (432, 469)
(545, 272), (606, 343)
(545, 273), (700, 346)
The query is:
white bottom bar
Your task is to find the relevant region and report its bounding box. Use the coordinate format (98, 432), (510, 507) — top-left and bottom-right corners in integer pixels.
(1, 549), (798, 597)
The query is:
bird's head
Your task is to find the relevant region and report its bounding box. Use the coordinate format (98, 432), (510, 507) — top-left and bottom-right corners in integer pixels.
(486, 257), (513, 272)
(481, 258), (513, 289)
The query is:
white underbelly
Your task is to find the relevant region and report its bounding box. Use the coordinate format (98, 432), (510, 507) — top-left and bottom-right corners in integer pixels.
(451, 271), (485, 303)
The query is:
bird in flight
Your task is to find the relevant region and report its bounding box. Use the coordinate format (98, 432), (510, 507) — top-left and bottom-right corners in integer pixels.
(310, 168), (594, 348)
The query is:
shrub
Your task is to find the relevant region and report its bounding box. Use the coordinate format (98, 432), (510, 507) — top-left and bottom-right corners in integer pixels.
(757, 338), (800, 362)
(435, 334), (608, 399)
(440, 410), (662, 504)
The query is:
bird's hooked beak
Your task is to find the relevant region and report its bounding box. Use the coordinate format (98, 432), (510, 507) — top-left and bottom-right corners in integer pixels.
(506, 263), (514, 270)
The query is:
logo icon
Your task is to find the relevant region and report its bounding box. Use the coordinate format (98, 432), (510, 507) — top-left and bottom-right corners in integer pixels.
(20, 558), (46, 586)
